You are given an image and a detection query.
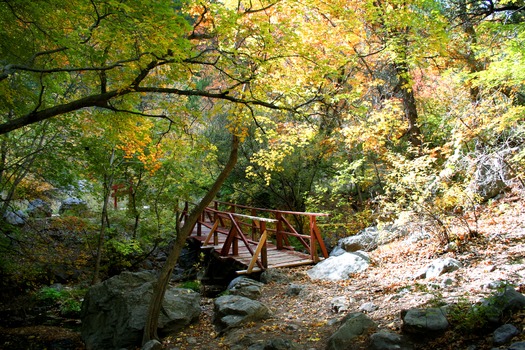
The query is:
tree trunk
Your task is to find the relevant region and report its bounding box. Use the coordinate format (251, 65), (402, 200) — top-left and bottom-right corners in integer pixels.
(458, 0), (484, 102)
(142, 134), (239, 345)
(91, 149), (116, 285)
(396, 62), (423, 148)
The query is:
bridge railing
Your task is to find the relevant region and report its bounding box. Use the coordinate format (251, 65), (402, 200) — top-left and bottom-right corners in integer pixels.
(200, 209), (277, 273)
(182, 200), (329, 264)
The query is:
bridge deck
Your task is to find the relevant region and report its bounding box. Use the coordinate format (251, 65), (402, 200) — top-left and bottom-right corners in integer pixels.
(189, 224), (317, 274)
(183, 201), (328, 274)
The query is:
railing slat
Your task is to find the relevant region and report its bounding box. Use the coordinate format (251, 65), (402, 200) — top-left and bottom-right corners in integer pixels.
(184, 200), (329, 272)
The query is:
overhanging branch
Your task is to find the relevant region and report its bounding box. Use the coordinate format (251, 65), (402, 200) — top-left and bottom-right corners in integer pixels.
(0, 85), (301, 135)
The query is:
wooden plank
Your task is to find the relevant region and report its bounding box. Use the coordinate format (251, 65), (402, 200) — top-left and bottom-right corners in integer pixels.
(203, 220), (220, 246)
(188, 210), (323, 274)
(246, 230), (267, 273)
(230, 212), (278, 223)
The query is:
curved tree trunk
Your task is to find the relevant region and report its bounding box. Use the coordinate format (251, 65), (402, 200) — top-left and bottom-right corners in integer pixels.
(91, 148), (116, 285)
(142, 134), (239, 345)
(396, 61), (423, 148)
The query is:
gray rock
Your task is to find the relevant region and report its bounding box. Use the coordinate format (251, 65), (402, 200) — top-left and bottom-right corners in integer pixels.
(3, 210), (27, 226)
(401, 308), (449, 335)
(81, 271), (200, 350)
(415, 258), (462, 279)
(227, 277), (264, 300)
(307, 252), (370, 281)
(331, 296), (350, 313)
(405, 230), (432, 244)
(286, 283), (304, 296)
(260, 269), (291, 284)
(329, 246), (347, 257)
(327, 312), (377, 350)
(470, 151), (510, 201)
(59, 197), (88, 215)
(213, 295), (271, 333)
(27, 199), (52, 218)
(493, 324), (520, 346)
(369, 330), (414, 350)
(142, 339), (162, 350)
(509, 342), (525, 350)
(359, 302), (378, 313)
(226, 328), (258, 350)
(337, 227), (379, 252)
(248, 338), (298, 350)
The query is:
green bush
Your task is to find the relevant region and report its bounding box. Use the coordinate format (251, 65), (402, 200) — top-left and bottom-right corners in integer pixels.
(35, 286), (86, 318)
(179, 280), (202, 293)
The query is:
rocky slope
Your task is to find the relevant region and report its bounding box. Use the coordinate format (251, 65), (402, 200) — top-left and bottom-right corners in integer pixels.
(163, 193), (525, 349)
(1, 193), (524, 350)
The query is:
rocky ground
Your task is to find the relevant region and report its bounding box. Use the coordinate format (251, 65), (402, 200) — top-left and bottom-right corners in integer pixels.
(163, 193), (525, 350)
(0, 193), (524, 350)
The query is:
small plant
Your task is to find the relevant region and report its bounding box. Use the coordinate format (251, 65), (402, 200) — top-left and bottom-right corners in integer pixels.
(427, 290), (447, 308)
(180, 280), (202, 293)
(36, 286), (63, 304)
(447, 297), (492, 333)
(60, 298), (82, 317)
(447, 287), (515, 334)
(34, 285), (86, 318)
(413, 282), (429, 293)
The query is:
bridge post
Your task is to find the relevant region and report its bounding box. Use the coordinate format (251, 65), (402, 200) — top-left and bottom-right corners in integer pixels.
(275, 212), (283, 250)
(251, 208), (257, 240)
(260, 221), (268, 268)
(309, 216), (319, 262)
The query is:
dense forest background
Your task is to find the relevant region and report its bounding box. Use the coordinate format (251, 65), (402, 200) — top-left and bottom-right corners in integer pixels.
(0, 0), (523, 306)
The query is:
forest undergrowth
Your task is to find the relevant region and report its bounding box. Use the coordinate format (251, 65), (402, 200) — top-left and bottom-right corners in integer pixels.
(0, 191), (524, 350)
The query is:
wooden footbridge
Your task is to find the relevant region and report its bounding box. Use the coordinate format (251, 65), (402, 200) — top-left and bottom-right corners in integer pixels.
(182, 201), (329, 274)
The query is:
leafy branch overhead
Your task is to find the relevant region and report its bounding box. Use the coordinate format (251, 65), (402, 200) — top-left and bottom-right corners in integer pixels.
(0, 0), (324, 135)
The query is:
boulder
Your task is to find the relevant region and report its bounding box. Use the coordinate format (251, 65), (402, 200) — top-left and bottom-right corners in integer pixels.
(369, 330), (414, 350)
(227, 277), (264, 300)
(414, 258), (462, 279)
(285, 284), (304, 297)
(493, 324), (520, 346)
(308, 251), (370, 281)
(401, 307), (449, 335)
(213, 295), (271, 333)
(260, 269), (291, 284)
(59, 197), (88, 216)
(27, 199), (52, 218)
(81, 271), (200, 350)
(509, 342), (525, 350)
(470, 151), (510, 201)
(3, 210), (27, 226)
(327, 312), (377, 350)
(336, 227), (379, 253)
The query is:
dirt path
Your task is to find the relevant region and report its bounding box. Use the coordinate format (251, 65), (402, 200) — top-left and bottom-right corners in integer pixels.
(1, 195), (523, 350)
(164, 195), (525, 349)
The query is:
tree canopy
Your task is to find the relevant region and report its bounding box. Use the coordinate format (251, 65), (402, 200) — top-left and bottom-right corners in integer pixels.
(1, 0), (524, 345)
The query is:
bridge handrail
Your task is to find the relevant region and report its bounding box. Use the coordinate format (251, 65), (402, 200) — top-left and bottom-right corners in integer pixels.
(213, 200), (329, 217)
(213, 201), (329, 260)
(182, 200), (329, 265)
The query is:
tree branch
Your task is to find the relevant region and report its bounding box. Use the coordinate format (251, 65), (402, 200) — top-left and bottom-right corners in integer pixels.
(0, 83), (305, 135)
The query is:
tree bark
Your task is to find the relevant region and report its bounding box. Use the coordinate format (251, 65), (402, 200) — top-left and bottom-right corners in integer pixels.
(142, 134), (239, 345)
(396, 62), (423, 148)
(91, 148), (116, 285)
